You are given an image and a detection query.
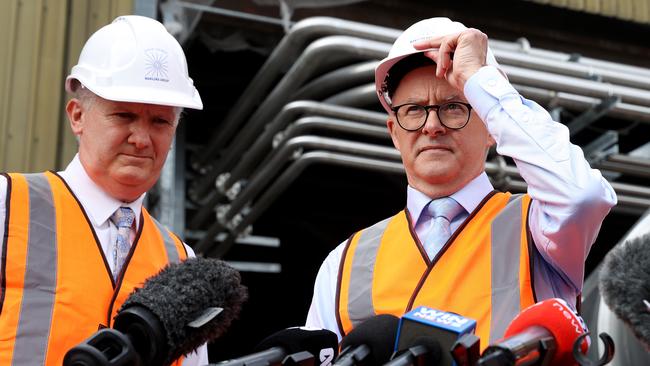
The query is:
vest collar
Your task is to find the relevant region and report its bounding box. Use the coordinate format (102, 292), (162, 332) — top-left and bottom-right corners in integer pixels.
(406, 172), (494, 226)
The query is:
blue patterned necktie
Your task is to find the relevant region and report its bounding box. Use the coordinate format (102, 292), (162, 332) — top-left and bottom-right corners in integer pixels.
(110, 207), (135, 280)
(422, 197), (464, 259)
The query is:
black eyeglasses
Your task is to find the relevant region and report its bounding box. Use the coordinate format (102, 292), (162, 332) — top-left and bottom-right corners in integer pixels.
(391, 102), (473, 131)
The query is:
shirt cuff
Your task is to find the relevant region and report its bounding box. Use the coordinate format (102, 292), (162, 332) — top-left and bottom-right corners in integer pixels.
(463, 66), (518, 124)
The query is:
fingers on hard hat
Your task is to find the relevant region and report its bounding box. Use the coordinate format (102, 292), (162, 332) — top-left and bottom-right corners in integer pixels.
(436, 35), (459, 77)
(412, 38), (435, 50)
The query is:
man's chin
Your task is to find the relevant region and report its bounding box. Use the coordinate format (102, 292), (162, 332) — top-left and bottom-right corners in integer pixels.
(112, 171), (156, 191)
(416, 167), (459, 185)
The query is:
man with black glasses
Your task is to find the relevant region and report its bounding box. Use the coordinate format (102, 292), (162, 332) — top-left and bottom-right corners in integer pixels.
(306, 17), (617, 348)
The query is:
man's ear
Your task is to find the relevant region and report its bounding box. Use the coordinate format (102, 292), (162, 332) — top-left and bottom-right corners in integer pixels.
(487, 134), (495, 148)
(66, 99), (84, 135)
(387, 117), (401, 152)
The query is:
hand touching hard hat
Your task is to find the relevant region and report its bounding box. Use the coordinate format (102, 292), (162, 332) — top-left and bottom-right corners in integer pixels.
(412, 28), (490, 91)
(375, 17), (500, 113)
(66, 15), (203, 110)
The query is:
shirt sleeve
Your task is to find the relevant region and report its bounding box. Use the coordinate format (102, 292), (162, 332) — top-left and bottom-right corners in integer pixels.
(182, 344), (209, 366)
(464, 66), (617, 293)
(306, 241), (347, 341)
(184, 242), (197, 258)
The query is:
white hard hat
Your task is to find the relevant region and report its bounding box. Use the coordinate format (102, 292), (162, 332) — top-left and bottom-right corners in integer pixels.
(375, 17), (500, 113)
(66, 15), (202, 110)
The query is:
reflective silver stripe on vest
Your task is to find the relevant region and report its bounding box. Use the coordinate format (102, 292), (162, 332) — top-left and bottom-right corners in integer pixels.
(12, 174), (57, 365)
(347, 216), (391, 328)
(151, 218), (180, 264)
(489, 194), (526, 343)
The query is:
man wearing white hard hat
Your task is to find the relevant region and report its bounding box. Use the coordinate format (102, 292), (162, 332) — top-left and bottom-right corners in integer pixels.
(0, 16), (206, 365)
(306, 18), (617, 347)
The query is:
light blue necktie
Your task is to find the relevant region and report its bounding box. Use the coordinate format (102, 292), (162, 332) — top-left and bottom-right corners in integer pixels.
(421, 197), (464, 259)
(110, 207), (135, 280)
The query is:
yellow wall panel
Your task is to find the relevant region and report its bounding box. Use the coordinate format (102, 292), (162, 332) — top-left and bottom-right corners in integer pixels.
(526, 0), (650, 23)
(567, 0), (585, 11)
(0, 0), (62, 171)
(0, 1), (20, 169)
(550, 0), (570, 7)
(618, 0), (634, 20)
(584, 0), (601, 12)
(634, 0), (650, 21)
(0, 0), (133, 173)
(32, 0), (68, 171)
(601, 0), (618, 16)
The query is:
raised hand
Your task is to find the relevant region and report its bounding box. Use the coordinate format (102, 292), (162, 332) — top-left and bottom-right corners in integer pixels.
(412, 28), (489, 91)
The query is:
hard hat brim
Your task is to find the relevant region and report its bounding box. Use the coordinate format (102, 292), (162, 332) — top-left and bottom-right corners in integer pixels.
(374, 48), (437, 113)
(66, 76), (203, 110)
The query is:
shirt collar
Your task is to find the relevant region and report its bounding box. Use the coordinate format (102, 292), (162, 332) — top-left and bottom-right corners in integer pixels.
(406, 172), (494, 225)
(58, 154), (144, 230)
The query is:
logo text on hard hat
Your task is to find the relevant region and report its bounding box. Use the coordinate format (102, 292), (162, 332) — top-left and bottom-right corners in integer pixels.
(144, 48), (169, 82)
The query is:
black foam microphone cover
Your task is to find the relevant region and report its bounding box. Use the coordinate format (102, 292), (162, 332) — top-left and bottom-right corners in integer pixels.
(215, 327), (338, 366)
(335, 314), (400, 366)
(117, 257), (248, 365)
(254, 327), (339, 361)
(599, 233), (650, 349)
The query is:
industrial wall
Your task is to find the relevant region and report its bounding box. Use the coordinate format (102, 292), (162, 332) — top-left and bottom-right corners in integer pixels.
(527, 0), (650, 23)
(0, 0), (133, 173)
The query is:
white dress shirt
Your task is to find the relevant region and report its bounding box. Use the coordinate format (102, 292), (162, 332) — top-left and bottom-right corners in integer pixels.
(0, 154), (208, 365)
(306, 66), (617, 340)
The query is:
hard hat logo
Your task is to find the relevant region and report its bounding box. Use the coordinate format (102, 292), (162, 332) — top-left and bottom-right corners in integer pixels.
(144, 49), (170, 83)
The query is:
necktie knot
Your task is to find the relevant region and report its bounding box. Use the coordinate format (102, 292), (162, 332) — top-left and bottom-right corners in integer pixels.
(110, 207), (135, 229)
(421, 197), (464, 260)
(425, 197), (463, 222)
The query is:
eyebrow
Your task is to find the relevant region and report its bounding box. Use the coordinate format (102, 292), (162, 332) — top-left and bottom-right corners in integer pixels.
(443, 94), (462, 102)
(398, 94), (466, 105)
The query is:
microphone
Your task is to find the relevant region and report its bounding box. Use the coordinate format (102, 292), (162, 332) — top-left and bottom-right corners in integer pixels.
(64, 257), (248, 366)
(478, 298), (589, 366)
(599, 233), (650, 350)
(333, 314), (400, 366)
(384, 336), (441, 366)
(393, 306), (478, 366)
(215, 327), (339, 366)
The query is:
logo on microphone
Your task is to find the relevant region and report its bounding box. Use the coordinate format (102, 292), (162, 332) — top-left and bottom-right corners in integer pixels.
(319, 348), (335, 366)
(550, 299), (587, 335)
(412, 306), (471, 329)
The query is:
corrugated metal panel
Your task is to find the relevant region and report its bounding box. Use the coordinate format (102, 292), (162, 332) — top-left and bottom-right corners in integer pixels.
(0, 0), (67, 172)
(527, 0), (650, 23)
(0, 0), (133, 173)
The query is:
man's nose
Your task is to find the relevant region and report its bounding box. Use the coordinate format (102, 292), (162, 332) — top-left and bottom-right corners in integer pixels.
(128, 119), (153, 148)
(421, 109), (446, 135)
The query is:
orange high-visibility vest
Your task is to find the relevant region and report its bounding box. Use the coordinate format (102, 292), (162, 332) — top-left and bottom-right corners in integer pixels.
(0, 172), (188, 365)
(337, 192), (536, 350)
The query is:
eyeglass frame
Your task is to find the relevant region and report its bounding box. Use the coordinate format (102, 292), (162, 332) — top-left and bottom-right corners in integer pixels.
(390, 101), (474, 131)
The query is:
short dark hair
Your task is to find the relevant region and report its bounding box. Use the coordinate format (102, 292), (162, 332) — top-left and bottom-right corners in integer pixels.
(384, 53), (436, 103)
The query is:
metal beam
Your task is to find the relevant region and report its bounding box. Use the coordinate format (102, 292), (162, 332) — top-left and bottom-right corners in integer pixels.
(567, 96), (620, 136)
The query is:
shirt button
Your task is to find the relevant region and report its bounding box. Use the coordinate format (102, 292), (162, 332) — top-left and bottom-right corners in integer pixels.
(521, 112), (530, 122)
(487, 78), (497, 87)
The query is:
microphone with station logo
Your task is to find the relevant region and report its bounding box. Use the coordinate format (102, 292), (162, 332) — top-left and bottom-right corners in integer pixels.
(391, 306), (478, 366)
(478, 298), (596, 366)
